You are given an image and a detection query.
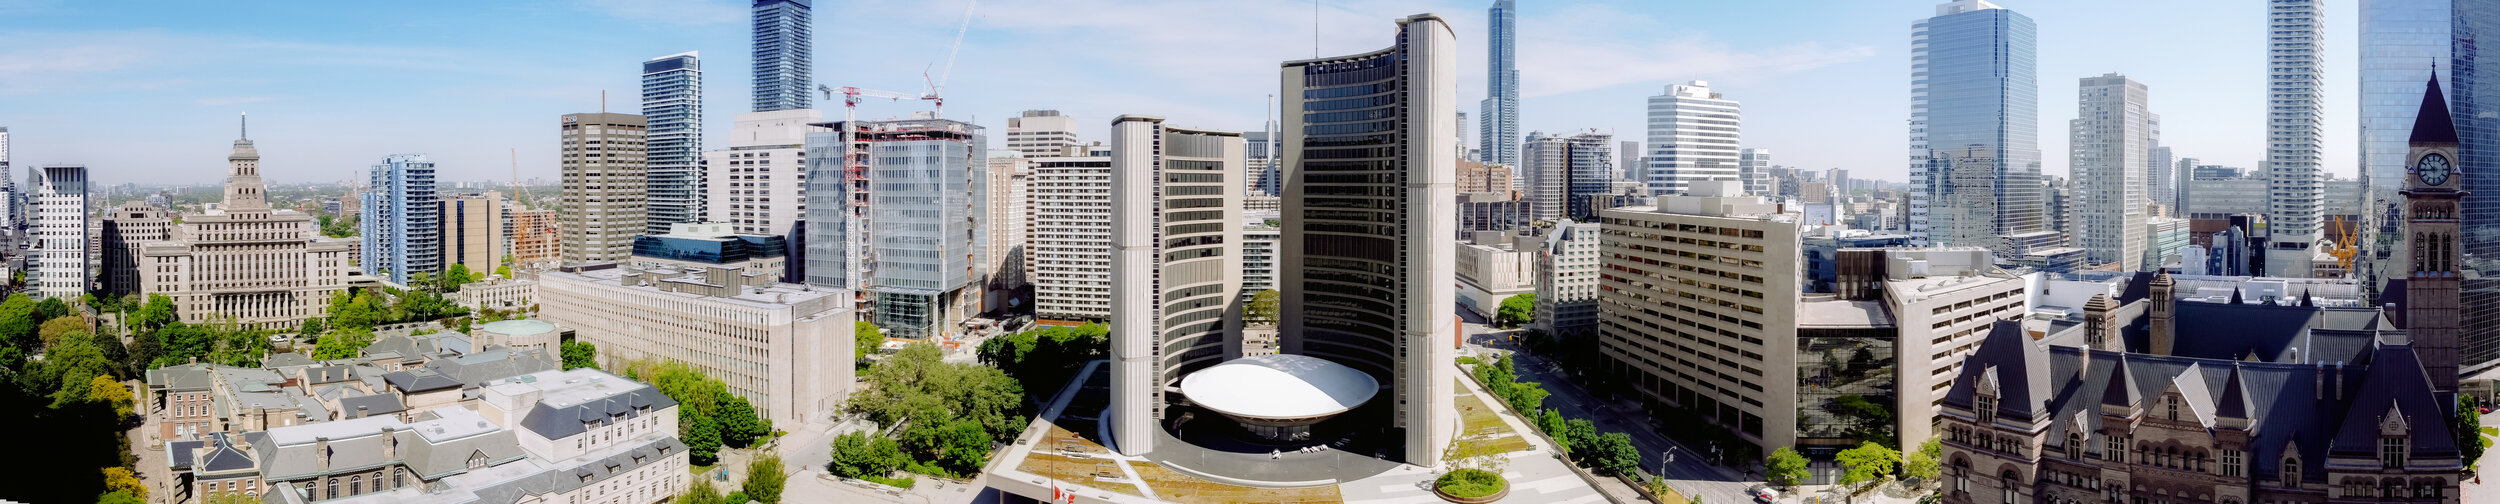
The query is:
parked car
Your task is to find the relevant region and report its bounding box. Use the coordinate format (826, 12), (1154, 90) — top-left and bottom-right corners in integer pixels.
(1748, 484), (1779, 503)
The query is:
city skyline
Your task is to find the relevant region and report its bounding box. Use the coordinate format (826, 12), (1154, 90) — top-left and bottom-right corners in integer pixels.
(4, 0), (2358, 188)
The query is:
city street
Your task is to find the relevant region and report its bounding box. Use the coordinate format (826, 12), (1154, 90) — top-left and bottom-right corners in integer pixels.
(1457, 305), (1762, 504)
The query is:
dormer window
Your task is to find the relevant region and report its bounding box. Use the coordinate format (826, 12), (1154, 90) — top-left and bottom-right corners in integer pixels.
(2281, 456), (2300, 487)
(1974, 394), (1997, 424)
(2065, 433), (2083, 459)
(2166, 396), (2179, 421)
(2381, 437), (2408, 468)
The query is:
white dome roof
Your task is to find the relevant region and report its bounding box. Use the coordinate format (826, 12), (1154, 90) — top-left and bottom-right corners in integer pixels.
(1180, 354), (1380, 420)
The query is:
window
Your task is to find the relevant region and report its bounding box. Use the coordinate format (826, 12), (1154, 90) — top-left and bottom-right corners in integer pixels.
(2382, 437), (2407, 468)
(2282, 457), (2300, 487)
(2105, 435), (2126, 463)
(1999, 470), (2019, 504)
(1953, 459), (1971, 493)
(327, 478), (338, 499)
(350, 475), (361, 496)
(2222, 449), (2243, 476)
(2166, 396), (2179, 420)
(2065, 433), (2084, 459)
(1974, 394), (1996, 424)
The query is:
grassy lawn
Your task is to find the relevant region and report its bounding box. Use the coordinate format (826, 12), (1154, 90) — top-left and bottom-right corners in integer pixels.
(690, 463), (714, 476)
(1130, 461), (1344, 504)
(1456, 393), (1533, 452)
(1018, 453), (1120, 487)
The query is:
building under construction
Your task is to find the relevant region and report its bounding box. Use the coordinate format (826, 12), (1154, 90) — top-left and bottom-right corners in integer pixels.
(802, 116), (989, 340)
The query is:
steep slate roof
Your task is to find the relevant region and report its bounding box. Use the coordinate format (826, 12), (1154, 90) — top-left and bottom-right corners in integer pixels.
(263, 353), (316, 368)
(2412, 76), (2460, 144)
(1942, 321), (2054, 420)
(197, 432), (257, 473)
(2326, 344), (2462, 461)
(2148, 302), (2378, 364)
(146, 364), (219, 391)
(464, 437), (688, 504)
(514, 383), (677, 441)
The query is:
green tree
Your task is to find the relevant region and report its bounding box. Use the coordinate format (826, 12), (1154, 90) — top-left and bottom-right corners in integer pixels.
(495, 264), (512, 279)
(45, 332), (119, 408)
(1539, 408), (1568, 438)
(39, 315), (87, 349)
(856, 320), (884, 359)
(130, 294), (176, 334)
(829, 431), (908, 479)
(560, 341), (600, 370)
(1835, 441), (1900, 498)
(443, 263), (476, 292)
(936, 420), (993, 475)
(102, 466), (147, 499)
(674, 478), (725, 504)
(1592, 432), (1642, 476)
(1497, 293), (1537, 328)
(684, 409), (722, 466)
(312, 327), (376, 360)
(1564, 418), (1598, 465)
(0, 294), (38, 350)
(35, 297), (69, 322)
(1244, 289), (1280, 326)
(2459, 395), (2489, 470)
(95, 491), (145, 504)
(1766, 446), (1811, 487)
(1905, 437), (1942, 482)
(717, 390), (769, 447)
(743, 454), (788, 504)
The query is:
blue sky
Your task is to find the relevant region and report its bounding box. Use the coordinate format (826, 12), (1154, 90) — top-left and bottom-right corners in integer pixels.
(0, 0), (2353, 189)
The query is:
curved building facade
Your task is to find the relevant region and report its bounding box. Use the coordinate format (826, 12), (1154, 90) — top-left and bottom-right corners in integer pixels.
(1278, 13), (1458, 466)
(1107, 116), (1244, 455)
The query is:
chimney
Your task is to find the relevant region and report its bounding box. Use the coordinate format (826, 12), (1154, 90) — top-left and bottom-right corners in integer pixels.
(2334, 361), (2344, 400)
(2149, 273), (2176, 355)
(2084, 294), (2119, 352)
(381, 426), (397, 459)
(315, 436), (331, 470)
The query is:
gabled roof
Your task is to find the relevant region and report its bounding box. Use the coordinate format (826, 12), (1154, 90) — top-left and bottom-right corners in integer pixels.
(1943, 321), (2052, 420)
(197, 432), (257, 473)
(2327, 344), (2461, 461)
(429, 347), (557, 387)
(2215, 364), (2254, 421)
(2412, 76), (2459, 144)
(515, 384), (678, 441)
(339, 394), (408, 419)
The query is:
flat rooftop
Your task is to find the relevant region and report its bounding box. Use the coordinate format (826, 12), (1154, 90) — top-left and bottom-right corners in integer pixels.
(1797, 297), (1894, 328)
(553, 266), (839, 308)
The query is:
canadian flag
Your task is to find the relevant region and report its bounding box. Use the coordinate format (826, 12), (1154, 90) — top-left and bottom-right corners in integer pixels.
(1051, 484), (1078, 503)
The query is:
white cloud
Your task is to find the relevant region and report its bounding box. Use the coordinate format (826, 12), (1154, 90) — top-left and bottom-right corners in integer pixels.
(574, 0), (745, 26)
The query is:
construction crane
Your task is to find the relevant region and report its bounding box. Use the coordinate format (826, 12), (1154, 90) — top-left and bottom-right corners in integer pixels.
(814, 0), (975, 122)
(2328, 214), (2361, 273)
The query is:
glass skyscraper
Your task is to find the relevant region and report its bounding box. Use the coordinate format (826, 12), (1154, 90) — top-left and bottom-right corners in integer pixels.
(1908, 0), (2040, 250)
(1479, 0), (1519, 168)
(751, 0), (812, 112)
(642, 51), (703, 235)
(2356, 0), (2500, 376)
(362, 154), (439, 285)
(803, 119), (986, 339)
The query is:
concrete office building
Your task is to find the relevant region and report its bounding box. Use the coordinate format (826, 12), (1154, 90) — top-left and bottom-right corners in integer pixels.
(362, 155), (439, 285)
(539, 263), (853, 426)
(1028, 153), (1113, 322)
(2355, 0), (2500, 379)
(1242, 210), (1279, 296)
(1522, 130), (1616, 221)
(1739, 147), (1776, 197)
(1455, 235), (1534, 321)
(1005, 110), (1080, 157)
(2145, 216), (2188, 271)
(751, 0), (811, 112)
(33, 164), (87, 299)
(704, 109), (818, 237)
(1277, 13), (1458, 465)
(643, 51), (704, 234)
(2264, 0), (2326, 277)
(2070, 74), (2155, 271)
(1245, 130), (1283, 197)
(437, 191), (503, 274)
(1480, 0), (1520, 167)
(101, 201), (173, 297)
(142, 124), (353, 329)
(559, 113), (648, 264)
(0, 127), (13, 234)
(983, 151), (1030, 313)
(1534, 220), (1601, 338)
(801, 117), (985, 339)
(1104, 115), (1243, 456)
(1910, 0), (2042, 248)
(1598, 180), (2032, 455)
(2148, 145), (2175, 216)
(1644, 81), (1742, 197)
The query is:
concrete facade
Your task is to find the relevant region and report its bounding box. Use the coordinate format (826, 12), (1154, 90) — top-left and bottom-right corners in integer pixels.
(34, 164), (87, 299)
(101, 201), (172, 297)
(703, 109), (818, 237)
(141, 130), (352, 329)
(437, 191), (503, 275)
(538, 264), (853, 426)
(559, 112), (648, 264)
(2071, 73), (2154, 271)
(1644, 81), (1743, 197)
(1029, 153), (1113, 322)
(1534, 220), (1602, 338)
(362, 154), (439, 285)
(1106, 115), (1243, 456)
(2265, 0), (2327, 277)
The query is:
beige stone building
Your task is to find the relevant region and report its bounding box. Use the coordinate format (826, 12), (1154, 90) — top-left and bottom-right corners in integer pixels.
(537, 263), (854, 426)
(139, 124), (354, 329)
(559, 112), (647, 263)
(101, 201), (172, 297)
(437, 190), (504, 273)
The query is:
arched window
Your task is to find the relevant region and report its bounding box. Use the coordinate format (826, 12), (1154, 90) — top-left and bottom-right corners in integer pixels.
(350, 475), (361, 496)
(327, 478), (338, 499)
(2282, 457), (2301, 487)
(1999, 470), (2020, 504)
(2066, 433), (2084, 459)
(1954, 458), (1971, 492)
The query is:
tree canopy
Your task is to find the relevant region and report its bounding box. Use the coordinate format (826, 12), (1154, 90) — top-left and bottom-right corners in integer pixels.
(1497, 293), (1537, 328)
(853, 343), (1026, 477)
(1766, 447), (1810, 487)
(560, 341), (600, 370)
(1835, 441), (1899, 490)
(1244, 289), (1279, 326)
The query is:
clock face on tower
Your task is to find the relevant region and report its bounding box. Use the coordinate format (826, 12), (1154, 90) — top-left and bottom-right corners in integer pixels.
(2417, 152), (2454, 186)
